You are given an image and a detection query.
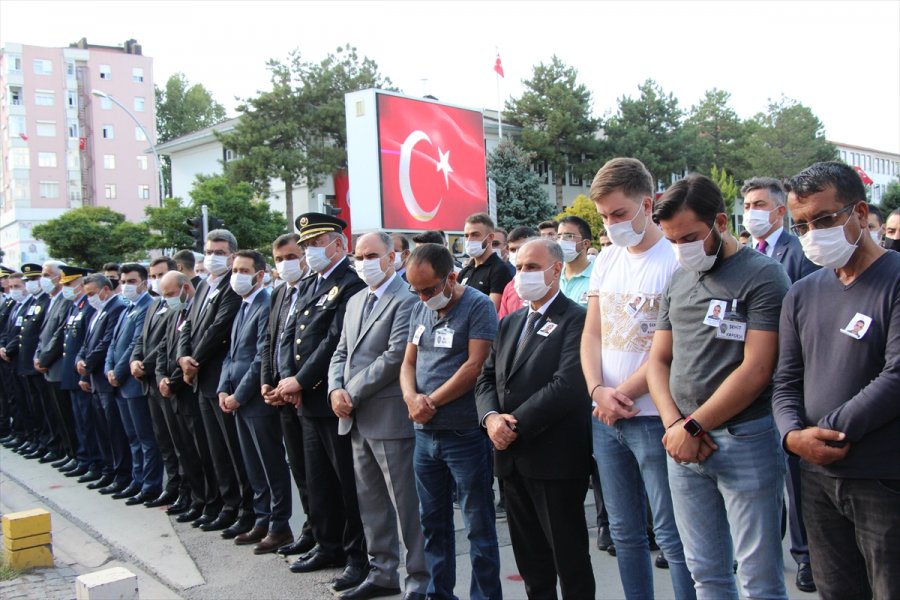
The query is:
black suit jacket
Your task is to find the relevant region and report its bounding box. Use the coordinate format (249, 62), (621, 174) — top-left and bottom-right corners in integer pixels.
(475, 293), (592, 480)
(76, 296), (126, 392)
(17, 292), (51, 376)
(156, 307), (190, 399)
(286, 259), (365, 418)
(1, 298), (31, 358)
(131, 298), (172, 394)
(176, 275), (241, 397)
(772, 230), (820, 284)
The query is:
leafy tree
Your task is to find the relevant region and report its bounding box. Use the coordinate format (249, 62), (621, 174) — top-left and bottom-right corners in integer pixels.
(32, 207), (147, 266)
(602, 79), (697, 189)
(881, 181), (900, 213)
(143, 197), (195, 250)
(687, 89), (748, 178)
(155, 73), (227, 197)
(504, 56), (600, 211)
(219, 45), (394, 228)
(556, 195), (605, 246)
(740, 96), (837, 181)
(488, 139), (555, 231)
(711, 165), (740, 224)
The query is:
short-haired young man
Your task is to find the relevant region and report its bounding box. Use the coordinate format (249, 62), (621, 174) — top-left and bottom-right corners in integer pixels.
(537, 220), (559, 240)
(458, 212), (512, 311)
(497, 227), (537, 320)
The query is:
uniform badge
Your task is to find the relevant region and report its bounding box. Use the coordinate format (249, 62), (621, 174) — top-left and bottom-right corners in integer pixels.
(34, 305), (42, 315)
(299, 217), (309, 227)
(327, 286), (339, 301)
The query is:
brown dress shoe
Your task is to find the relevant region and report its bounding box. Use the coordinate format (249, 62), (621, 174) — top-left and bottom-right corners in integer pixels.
(234, 524), (267, 546)
(253, 529), (294, 555)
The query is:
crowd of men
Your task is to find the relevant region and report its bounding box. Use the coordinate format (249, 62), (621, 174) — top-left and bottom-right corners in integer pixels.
(0, 158), (896, 600)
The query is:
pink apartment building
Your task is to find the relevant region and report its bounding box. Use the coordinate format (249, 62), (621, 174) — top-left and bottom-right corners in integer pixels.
(0, 37), (156, 266)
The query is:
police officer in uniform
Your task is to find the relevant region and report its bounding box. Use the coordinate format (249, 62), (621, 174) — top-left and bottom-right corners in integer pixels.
(18, 264), (53, 459)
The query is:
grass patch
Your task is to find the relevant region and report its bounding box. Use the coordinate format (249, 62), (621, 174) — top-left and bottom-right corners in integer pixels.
(0, 556), (23, 581)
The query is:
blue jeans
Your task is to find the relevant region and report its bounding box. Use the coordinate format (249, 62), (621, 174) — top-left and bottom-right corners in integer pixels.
(413, 429), (501, 600)
(668, 414), (787, 600)
(115, 392), (163, 493)
(593, 417), (696, 600)
(69, 389), (101, 469)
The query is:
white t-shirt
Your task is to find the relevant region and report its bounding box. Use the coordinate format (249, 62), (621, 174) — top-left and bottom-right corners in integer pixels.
(588, 237), (679, 416)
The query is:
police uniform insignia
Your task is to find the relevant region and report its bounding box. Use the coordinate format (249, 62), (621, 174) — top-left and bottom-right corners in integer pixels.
(34, 305), (42, 315)
(327, 286), (339, 301)
(299, 217), (309, 227)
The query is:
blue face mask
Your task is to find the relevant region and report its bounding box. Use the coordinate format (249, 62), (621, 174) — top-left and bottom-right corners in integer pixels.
(165, 292), (185, 310)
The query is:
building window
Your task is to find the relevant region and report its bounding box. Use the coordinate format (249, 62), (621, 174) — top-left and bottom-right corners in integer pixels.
(35, 91), (55, 106)
(36, 121), (57, 137)
(99, 96), (112, 110)
(69, 184), (82, 203)
(66, 61), (75, 78)
(135, 127), (147, 141)
(13, 178), (29, 200)
(840, 150), (847, 162)
(10, 148), (29, 168)
(39, 181), (59, 198)
(10, 86), (23, 106)
(68, 120), (79, 138)
(105, 184), (117, 199)
(7, 55), (22, 74)
(132, 67), (144, 83)
(103, 154), (115, 169)
(134, 97), (145, 112)
(136, 155), (148, 170)
(38, 152), (57, 167)
(138, 185), (150, 199)
(67, 91), (78, 108)
(67, 153), (80, 170)
(99, 65), (111, 80)
(9, 115), (26, 136)
(533, 160), (549, 184)
(33, 59), (53, 75)
(102, 125), (114, 139)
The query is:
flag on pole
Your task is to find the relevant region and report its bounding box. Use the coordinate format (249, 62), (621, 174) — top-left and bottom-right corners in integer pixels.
(852, 165), (874, 185)
(18, 132), (28, 141)
(494, 54), (504, 78)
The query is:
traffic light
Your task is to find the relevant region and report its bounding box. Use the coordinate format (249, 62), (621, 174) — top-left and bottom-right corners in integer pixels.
(186, 217), (203, 252)
(207, 216), (224, 231)
(323, 194), (341, 217)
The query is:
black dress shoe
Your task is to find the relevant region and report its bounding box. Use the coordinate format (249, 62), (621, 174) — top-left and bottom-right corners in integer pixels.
(221, 515), (255, 539)
(331, 565), (368, 592)
(796, 563), (816, 593)
(145, 490), (179, 508)
(126, 490), (159, 506)
(402, 593), (426, 600)
(277, 533), (316, 556)
(66, 464), (90, 478)
(289, 551), (346, 573)
(339, 581), (400, 600)
(13, 440), (34, 453)
(58, 458), (79, 472)
(175, 506), (204, 523)
(24, 447), (48, 459)
(1, 436), (22, 448)
(39, 451), (62, 463)
(51, 456), (71, 468)
(596, 525), (613, 551)
(655, 551), (669, 569)
(200, 511), (237, 532)
(86, 474), (114, 489)
(111, 483), (142, 500)
(165, 497), (192, 515)
(99, 481), (129, 495)
(192, 513), (216, 528)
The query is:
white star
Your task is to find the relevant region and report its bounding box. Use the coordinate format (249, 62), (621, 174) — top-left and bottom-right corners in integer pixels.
(436, 147), (453, 189)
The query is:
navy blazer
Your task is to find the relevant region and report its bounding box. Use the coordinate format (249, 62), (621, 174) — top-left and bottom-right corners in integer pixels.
(772, 230), (820, 284)
(16, 292), (50, 376)
(59, 296), (95, 392)
(104, 292), (152, 398)
(0, 298), (32, 359)
(218, 288), (274, 417)
(76, 296), (126, 392)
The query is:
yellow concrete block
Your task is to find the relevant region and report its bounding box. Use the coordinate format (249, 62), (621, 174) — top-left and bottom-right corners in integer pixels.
(3, 531), (52, 551)
(1, 509), (51, 539)
(3, 544), (54, 569)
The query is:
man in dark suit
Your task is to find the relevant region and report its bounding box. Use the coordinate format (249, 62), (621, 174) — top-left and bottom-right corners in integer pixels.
(176, 229), (252, 534)
(219, 250), (293, 553)
(104, 263), (161, 504)
(156, 272), (219, 525)
(0, 266), (17, 440)
(131, 257), (186, 509)
(741, 176), (820, 593)
(0, 272), (36, 452)
(76, 273), (130, 494)
(17, 263), (53, 459)
(273, 213), (367, 592)
(475, 239), (595, 600)
(173, 249), (202, 289)
(261, 233), (316, 557)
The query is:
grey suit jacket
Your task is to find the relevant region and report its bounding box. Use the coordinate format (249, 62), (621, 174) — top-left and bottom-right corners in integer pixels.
(35, 293), (73, 383)
(328, 274), (418, 439)
(773, 229), (820, 284)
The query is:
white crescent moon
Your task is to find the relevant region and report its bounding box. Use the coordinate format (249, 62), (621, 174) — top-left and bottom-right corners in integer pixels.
(399, 130), (441, 221)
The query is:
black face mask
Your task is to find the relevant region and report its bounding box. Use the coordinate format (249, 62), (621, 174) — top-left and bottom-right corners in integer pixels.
(108, 278), (119, 290)
(885, 237), (900, 252)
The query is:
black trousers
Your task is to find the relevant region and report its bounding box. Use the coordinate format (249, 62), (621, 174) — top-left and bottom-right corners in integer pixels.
(145, 380), (184, 496)
(166, 389), (219, 512)
(281, 406), (313, 537)
(302, 414), (366, 565)
(47, 380), (77, 457)
(504, 469), (595, 600)
(197, 391), (252, 514)
(23, 374), (50, 446)
(0, 363), (28, 436)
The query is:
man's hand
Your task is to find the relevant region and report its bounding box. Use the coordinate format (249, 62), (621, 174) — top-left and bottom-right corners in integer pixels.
(78, 380), (91, 393)
(159, 378), (172, 398)
(663, 426), (709, 464)
(0, 348), (8, 362)
(275, 377), (301, 398)
(222, 395), (240, 413)
(785, 427), (850, 466)
(330, 389), (353, 418)
(283, 391), (302, 408)
(107, 371), (119, 387)
(591, 386), (640, 426)
(178, 356), (199, 383)
(33, 360), (48, 374)
(130, 360), (145, 379)
(485, 413), (518, 450)
(406, 393), (436, 424)
(76, 360), (88, 376)
(262, 384), (283, 406)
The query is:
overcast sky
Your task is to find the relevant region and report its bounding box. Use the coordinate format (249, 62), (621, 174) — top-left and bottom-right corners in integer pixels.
(3, 0), (898, 154)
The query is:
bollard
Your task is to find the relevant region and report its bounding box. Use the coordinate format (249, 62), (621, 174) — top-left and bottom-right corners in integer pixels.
(75, 566), (139, 600)
(1, 508), (53, 569)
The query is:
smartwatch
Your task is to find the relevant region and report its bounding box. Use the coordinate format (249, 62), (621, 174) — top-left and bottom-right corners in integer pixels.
(683, 416), (705, 438)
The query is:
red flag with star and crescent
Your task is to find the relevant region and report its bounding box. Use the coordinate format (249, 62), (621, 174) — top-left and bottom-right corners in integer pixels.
(377, 94), (487, 230)
(494, 54), (504, 78)
(852, 165), (874, 185)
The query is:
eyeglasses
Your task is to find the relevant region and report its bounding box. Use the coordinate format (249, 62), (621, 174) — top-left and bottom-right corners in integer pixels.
(557, 233), (583, 242)
(408, 276), (448, 299)
(790, 203), (855, 236)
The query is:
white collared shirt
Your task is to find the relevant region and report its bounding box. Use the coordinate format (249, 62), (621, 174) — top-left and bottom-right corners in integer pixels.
(752, 227), (783, 258)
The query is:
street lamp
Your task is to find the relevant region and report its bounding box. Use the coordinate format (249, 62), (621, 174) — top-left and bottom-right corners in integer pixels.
(91, 89), (164, 206)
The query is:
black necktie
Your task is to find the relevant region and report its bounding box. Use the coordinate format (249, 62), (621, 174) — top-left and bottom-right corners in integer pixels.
(277, 287), (296, 340)
(513, 311), (542, 367)
(363, 292), (377, 321)
(235, 303), (248, 337)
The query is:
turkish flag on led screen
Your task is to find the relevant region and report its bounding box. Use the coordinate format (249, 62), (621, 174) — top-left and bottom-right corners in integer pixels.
(378, 94), (487, 230)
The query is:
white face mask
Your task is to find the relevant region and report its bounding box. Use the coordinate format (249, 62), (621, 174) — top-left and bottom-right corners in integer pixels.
(743, 207), (778, 239)
(230, 272), (257, 296)
(276, 259), (304, 283)
(25, 279), (41, 296)
(165, 293), (185, 310)
(559, 240), (580, 263)
(606, 203), (648, 248)
(393, 254), (404, 271)
(122, 283), (140, 302)
(465, 239), (487, 259)
(356, 256), (387, 288)
(262, 273), (272, 286)
(61, 286), (77, 301)
(514, 265), (554, 302)
(10, 289), (26, 303)
(799, 215), (862, 269)
(508, 250), (517, 268)
(39, 276), (56, 295)
(149, 279), (161, 295)
(87, 294), (103, 310)
(673, 227), (721, 272)
(203, 254), (230, 276)
(587, 254), (597, 263)
(306, 239), (336, 273)
(869, 230), (882, 245)
(198, 272), (209, 281)
(424, 281), (451, 311)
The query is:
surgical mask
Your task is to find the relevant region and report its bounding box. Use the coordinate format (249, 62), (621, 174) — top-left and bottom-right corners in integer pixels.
(88, 294), (103, 310)
(799, 216), (862, 269)
(165, 293), (185, 310)
(198, 272), (209, 282)
(306, 239), (336, 273)
(277, 259), (304, 283)
(393, 254), (404, 271)
(39, 276), (56, 295)
(673, 227), (721, 272)
(122, 283), (140, 302)
(230, 273), (256, 297)
(743, 208), (778, 239)
(204, 254), (229, 276)
(263, 273), (272, 286)
(10, 289), (26, 303)
(25, 280), (41, 295)
(587, 254), (596, 263)
(356, 257), (386, 288)
(61, 286), (77, 301)
(465, 240), (487, 259)
(559, 240), (580, 263)
(607, 204), (647, 248)
(149, 279), (161, 295)
(869, 231), (882, 245)
(424, 283), (451, 311)
(273, 278), (286, 289)
(514, 266), (553, 302)
(508, 250), (517, 268)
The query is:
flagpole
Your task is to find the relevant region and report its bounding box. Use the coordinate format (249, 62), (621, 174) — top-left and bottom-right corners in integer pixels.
(495, 48), (503, 140)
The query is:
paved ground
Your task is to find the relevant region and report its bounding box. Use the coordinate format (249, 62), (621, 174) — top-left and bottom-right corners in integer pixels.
(1, 443), (816, 599)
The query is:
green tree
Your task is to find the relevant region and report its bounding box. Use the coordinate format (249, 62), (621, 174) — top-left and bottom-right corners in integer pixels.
(687, 89), (748, 178)
(711, 165), (740, 224)
(881, 180), (900, 213)
(143, 197), (195, 250)
(155, 73), (227, 197)
(556, 195), (605, 246)
(219, 45), (394, 228)
(488, 138), (555, 231)
(602, 79), (697, 188)
(740, 96), (837, 181)
(504, 56), (600, 211)
(32, 207), (147, 266)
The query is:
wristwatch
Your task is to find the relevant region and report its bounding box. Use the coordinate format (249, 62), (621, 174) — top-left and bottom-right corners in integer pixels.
(683, 416), (705, 438)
